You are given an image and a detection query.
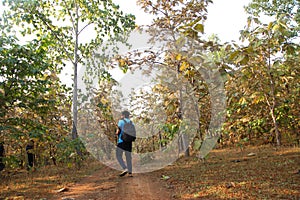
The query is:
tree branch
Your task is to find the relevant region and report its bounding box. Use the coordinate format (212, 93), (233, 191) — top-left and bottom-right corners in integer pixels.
(78, 22), (92, 36)
(61, 0), (76, 34)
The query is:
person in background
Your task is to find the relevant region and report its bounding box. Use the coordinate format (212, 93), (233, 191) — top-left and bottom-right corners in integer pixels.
(26, 140), (35, 170)
(116, 111), (133, 177)
(0, 142), (5, 171)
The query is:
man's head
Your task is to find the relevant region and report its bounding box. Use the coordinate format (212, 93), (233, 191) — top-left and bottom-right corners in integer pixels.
(121, 110), (130, 118)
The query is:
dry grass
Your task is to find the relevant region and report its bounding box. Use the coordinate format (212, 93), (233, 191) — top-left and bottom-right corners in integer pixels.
(154, 145), (300, 199)
(0, 159), (103, 200)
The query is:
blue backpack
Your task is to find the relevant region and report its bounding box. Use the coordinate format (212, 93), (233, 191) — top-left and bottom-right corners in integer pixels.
(121, 119), (136, 142)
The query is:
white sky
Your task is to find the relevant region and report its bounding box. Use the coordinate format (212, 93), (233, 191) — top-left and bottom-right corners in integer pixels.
(0, 0), (250, 42)
(114, 0), (251, 43)
(0, 0), (251, 86)
(205, 0), (251, 42)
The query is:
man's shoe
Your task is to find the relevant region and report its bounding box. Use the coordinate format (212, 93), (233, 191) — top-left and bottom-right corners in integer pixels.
(119, 169), (128, 177)
(128, 173), (133, 177)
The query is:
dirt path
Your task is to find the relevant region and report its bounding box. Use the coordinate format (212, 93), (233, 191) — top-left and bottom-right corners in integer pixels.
(118, 173), (172, 200)
(52, 166), (173, 200)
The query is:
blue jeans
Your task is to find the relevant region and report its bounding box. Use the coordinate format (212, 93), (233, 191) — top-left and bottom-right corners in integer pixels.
(116, 142), (132, 173)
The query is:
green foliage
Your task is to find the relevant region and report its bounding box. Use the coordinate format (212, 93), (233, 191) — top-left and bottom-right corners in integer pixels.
(3, 0), (136, 142)
(161, 123), (179, 140)
(81, 0), (299, 150)
(0, 0), (136, 168)
(0, 15), (73, 169)
(1, 0), (299, 173)
(3, 0), (136, 63)
(56, 137), (87, 166)
(224, 0), (300, 146)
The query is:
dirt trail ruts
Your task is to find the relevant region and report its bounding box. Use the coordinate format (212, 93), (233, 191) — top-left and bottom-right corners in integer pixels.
(118, 173), (172, 200)
(52, 166), (173, 200)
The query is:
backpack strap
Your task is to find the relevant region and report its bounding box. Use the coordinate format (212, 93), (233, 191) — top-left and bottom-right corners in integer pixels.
(123, 119), (131, 124)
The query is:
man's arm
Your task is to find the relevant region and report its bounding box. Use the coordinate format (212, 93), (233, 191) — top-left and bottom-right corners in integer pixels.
(116, 120), (123, 136)
(116, 126), (120, 135)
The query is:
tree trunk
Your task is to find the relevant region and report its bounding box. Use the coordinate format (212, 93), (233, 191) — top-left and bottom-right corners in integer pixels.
(72, 4), (79, 140)
(270, 107), (281, 146)
(266, 39), (281, 146)
(183, 134), (190, 157)
(159, 132), (163, 149)
(177, 65), (190, 157)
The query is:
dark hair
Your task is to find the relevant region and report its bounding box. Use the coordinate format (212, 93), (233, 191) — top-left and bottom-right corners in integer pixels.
(121, 111), (130, 118)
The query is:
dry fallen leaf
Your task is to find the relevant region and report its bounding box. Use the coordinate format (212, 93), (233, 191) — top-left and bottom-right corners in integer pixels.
(57, 187), (69, 193)
(225, 182), (236, 188)
(247, 152), (256, 157)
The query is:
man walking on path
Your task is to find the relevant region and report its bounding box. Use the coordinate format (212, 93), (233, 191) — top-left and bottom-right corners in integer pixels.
(116, 111), (134, 177)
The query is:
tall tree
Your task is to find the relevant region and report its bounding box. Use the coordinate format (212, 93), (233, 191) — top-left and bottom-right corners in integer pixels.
(4, 0), (136, 140)
(228, 0), (300, 146)
(115, 0), (227, 157)
(0, 18), (72, 168)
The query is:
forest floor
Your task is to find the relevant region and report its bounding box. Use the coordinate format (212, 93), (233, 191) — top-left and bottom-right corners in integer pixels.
(0, 145), (299, 200)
